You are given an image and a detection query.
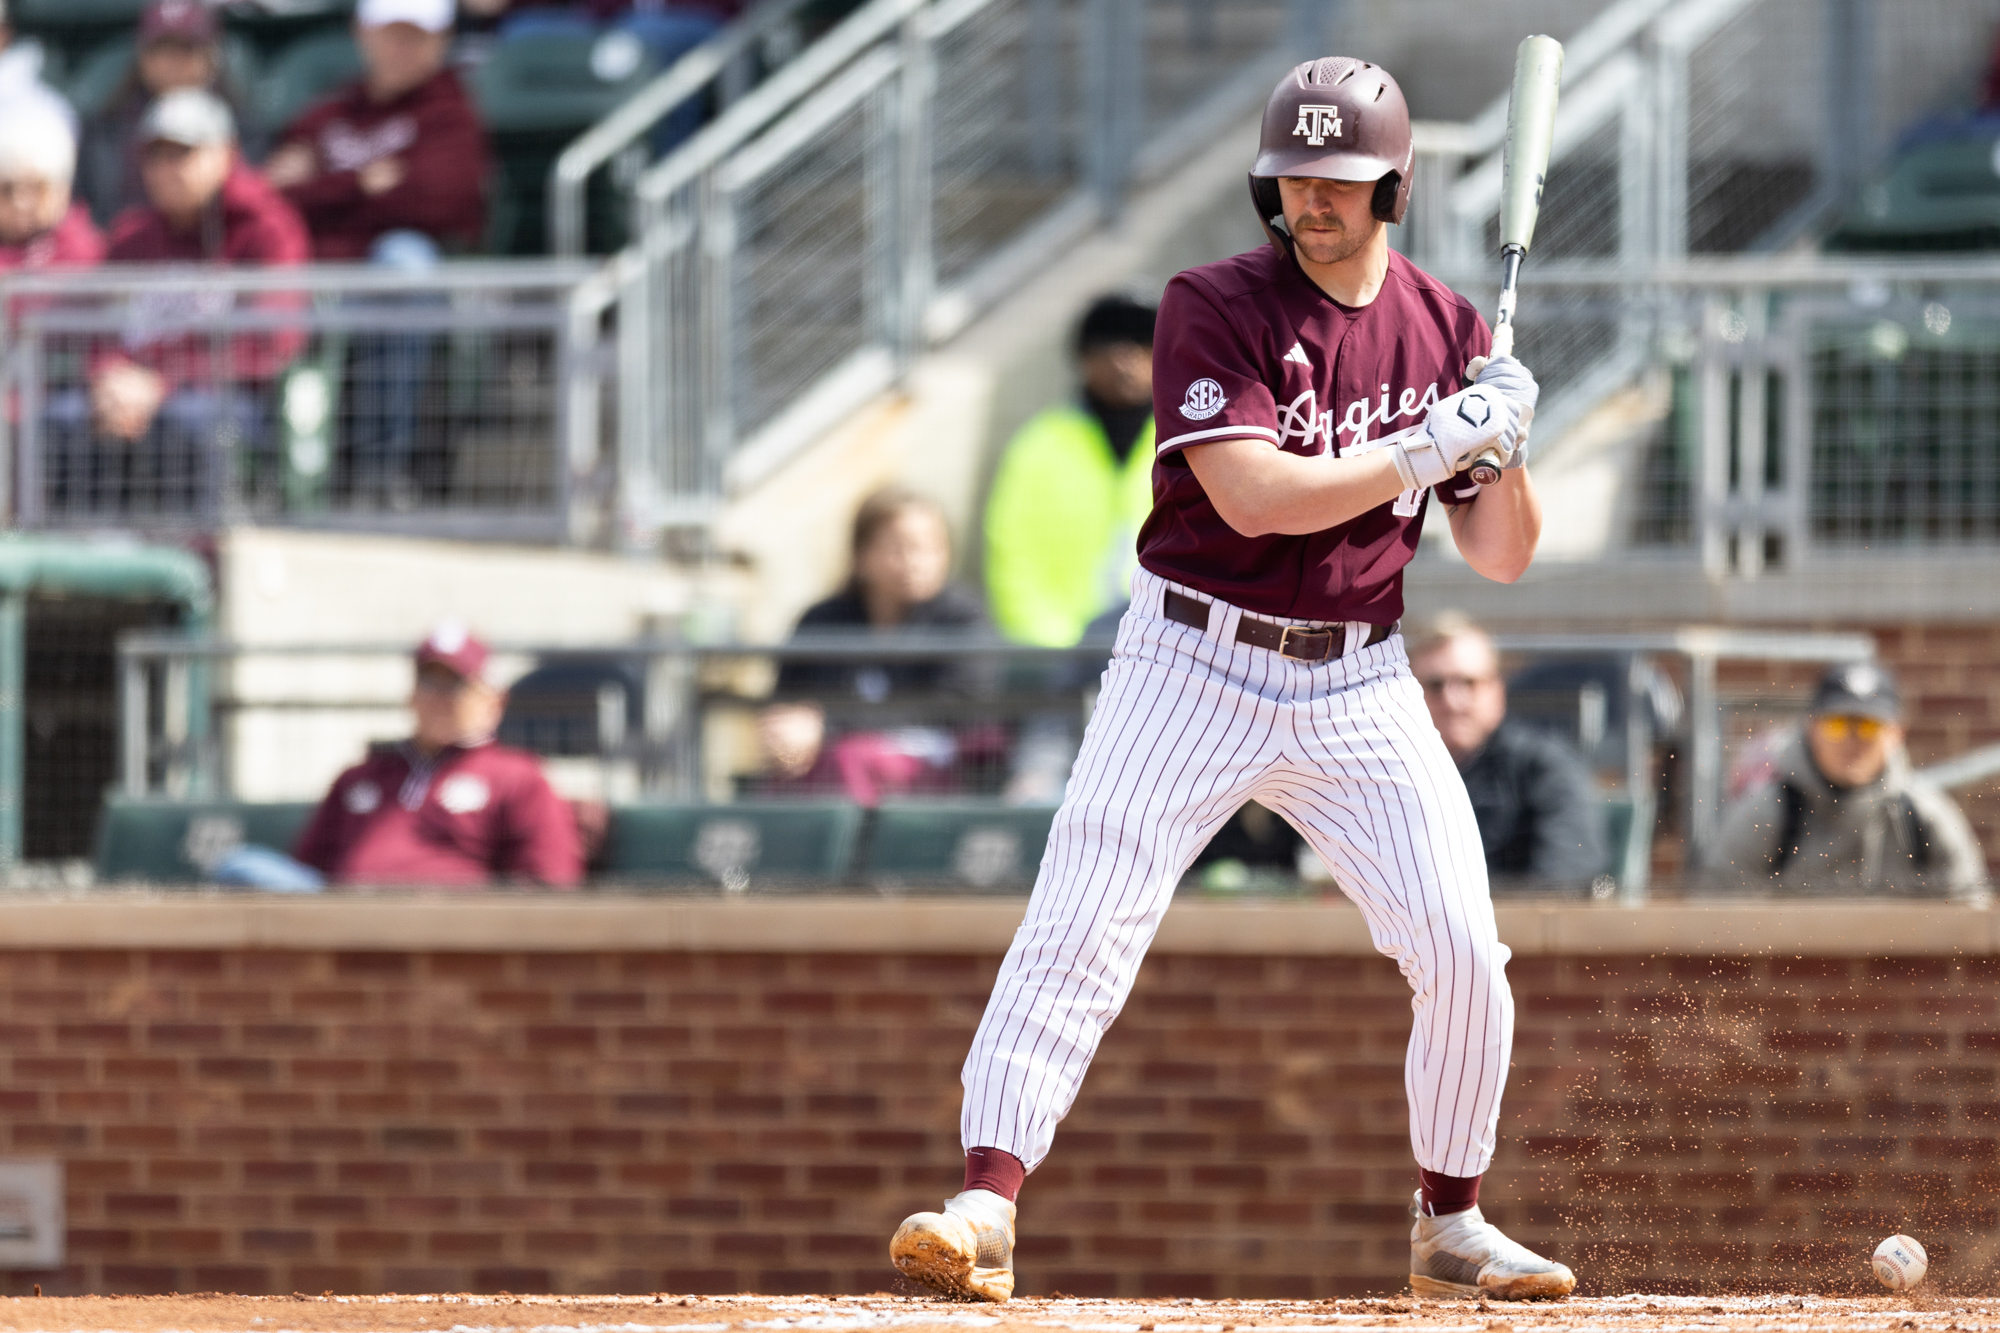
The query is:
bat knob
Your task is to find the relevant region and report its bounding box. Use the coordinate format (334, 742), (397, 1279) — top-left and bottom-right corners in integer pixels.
(1467, 450), (1503, 488)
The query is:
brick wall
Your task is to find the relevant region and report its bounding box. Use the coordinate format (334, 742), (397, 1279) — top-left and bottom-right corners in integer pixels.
(5, 936), (1997, 1298)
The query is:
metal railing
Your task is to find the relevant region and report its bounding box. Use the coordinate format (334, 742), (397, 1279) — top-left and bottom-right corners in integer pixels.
(1402, 0), (1935, 274)
(0, 262), (617, 542)
(108, 625), (1884, 883)
(1400, 0), (2000, 451)
(548, 0), (831, 258)
(1428, 255), (2000, 569)
(610, 0), (1328, 544)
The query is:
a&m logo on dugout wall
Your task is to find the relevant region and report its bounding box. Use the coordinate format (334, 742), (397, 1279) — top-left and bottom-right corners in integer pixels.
(1293, 104), (1342, 146)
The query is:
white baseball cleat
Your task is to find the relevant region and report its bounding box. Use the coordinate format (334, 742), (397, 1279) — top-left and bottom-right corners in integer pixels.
(1408, 1191), (1575, 1300)
(889, 1188), (1015, 1302)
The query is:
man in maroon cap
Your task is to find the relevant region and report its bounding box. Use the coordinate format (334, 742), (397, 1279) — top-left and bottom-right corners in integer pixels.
(287, 622), (584, 888)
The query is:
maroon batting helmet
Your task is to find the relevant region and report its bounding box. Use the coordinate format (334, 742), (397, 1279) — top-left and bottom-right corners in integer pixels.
(1249, 57), (1414, 258)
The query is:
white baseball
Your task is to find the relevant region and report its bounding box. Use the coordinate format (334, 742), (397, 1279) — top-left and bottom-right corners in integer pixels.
(1873, 1234), (1927, 1290)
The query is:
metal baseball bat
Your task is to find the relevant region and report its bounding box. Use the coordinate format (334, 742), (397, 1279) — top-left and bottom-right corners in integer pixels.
(1466, 34), (1564, 488)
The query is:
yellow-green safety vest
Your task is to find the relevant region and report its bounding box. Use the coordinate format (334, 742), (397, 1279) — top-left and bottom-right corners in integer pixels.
(984, 405), (1156, 647)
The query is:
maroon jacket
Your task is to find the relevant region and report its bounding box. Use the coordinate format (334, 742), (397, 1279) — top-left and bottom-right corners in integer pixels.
(0, 203), (106, 271)
(294, 738), (583, 888)
(277, 69), (490, 260)
(101, 162), (310, 389)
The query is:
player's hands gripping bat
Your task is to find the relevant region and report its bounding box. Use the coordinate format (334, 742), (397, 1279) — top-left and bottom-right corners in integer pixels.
(1465, 33), (1563, 487)
(1388, 385), (1529, 492)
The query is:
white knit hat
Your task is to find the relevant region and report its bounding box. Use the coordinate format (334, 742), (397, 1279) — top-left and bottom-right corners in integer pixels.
(0, 96), (75, 184)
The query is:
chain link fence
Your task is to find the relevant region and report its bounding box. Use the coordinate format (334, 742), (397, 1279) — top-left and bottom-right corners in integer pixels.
(1468, 260), (2000, 565)
(1406, 0), (2000, 507)
(1808, 292), (2000, 545)
(1682, 0), (1823, 254)
(931, 0), (1070, 289)
(1416, 0), (2000, 273)
(726, 79), (880, 440)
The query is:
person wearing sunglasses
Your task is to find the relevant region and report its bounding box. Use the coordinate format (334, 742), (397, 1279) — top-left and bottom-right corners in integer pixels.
(1408, 611), (1605, 891)
(1710, 661), (1983, 897)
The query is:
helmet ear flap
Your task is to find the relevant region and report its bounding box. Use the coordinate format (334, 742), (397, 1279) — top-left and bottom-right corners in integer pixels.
(1371, 172), (1404, 223)
(1251, 176), (1286, 230)
(1249, 174), (1291, 258)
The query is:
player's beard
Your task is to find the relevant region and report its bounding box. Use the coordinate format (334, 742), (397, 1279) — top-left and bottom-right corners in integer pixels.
(1290, 212), (1371, 267)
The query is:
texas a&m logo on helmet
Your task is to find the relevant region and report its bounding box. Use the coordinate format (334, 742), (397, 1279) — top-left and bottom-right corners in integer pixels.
(1292, 104), (1343, 146)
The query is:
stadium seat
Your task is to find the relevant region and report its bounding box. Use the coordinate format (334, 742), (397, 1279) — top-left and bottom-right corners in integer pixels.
(861, 803), (1057, 891)
(1482, 797), (1647, 899)
(1829, 117), (2000, 251)
(11, 0), (146, 35)
(63, 31), (261, 121)
(1602, 796), (1647, 889)
(249, 25), (362, 138)
(95, 798), (318, 886)
(500, 654), (648, 757)
(229, 0), (354, 40)
(469, 29), (662, 254)
(599, 803), (862, 889)
(470, 28), (661, 136)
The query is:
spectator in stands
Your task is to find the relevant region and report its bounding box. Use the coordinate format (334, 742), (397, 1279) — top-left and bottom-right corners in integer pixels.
(1411, 612), (1605, 889)
(985, 294), (1156, 648)
(757, 488), (991, 805)
(294, 624), (583, 886)
(475, 0), (724, 137)
(221, 624), (585, 889)
(265, 0), (490, 507)
(0, 100), (103, 270)
(0, 0), (76, 135)
(77, 0), (247, 226)
(51, 90), (308, 513)
(1710, 661), (1984, 898)
(264, 0), (490, 262)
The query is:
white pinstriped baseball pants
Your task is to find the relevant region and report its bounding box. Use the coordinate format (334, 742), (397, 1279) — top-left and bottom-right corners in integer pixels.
(961, 568), (1513, 1179)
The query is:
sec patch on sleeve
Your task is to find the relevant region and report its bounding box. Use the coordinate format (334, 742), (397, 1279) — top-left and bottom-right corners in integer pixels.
(1180, 378), (1227, 420)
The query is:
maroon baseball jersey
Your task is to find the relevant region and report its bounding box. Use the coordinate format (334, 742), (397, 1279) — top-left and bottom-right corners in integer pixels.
(1142, 245), (1490, 624)
(293, 739), (582, 888)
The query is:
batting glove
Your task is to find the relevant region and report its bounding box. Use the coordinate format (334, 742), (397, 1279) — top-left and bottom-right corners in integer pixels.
(1473, 354), (1538, 470)
(1393, 385), (1524, 490)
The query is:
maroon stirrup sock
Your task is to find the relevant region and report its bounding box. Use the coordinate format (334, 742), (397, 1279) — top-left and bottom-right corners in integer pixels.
(962, 1147), (1025, 1202)
(1419, 1168), (1481, 1217)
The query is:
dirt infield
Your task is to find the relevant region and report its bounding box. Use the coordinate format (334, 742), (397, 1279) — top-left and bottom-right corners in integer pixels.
(0, 1293), (1992, 1333)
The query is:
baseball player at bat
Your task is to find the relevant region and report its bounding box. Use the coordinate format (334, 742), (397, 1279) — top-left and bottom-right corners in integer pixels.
(889, 57), (1569, 1303)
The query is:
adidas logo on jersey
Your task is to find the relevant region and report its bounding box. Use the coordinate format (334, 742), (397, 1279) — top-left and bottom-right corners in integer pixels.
(1283, 343), (1311, 367)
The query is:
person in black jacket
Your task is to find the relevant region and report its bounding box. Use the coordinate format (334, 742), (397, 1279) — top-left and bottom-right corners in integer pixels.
(1410, 612), (1604, 889)
(757, 488), (991, 803)
(777, 487), (985, 698)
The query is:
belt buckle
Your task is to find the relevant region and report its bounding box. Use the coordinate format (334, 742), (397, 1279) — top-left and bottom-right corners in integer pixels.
(1278, 624), (1332, 663)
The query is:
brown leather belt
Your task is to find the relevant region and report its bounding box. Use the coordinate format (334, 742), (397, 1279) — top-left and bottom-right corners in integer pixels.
(1162, 588), (1394, 664)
